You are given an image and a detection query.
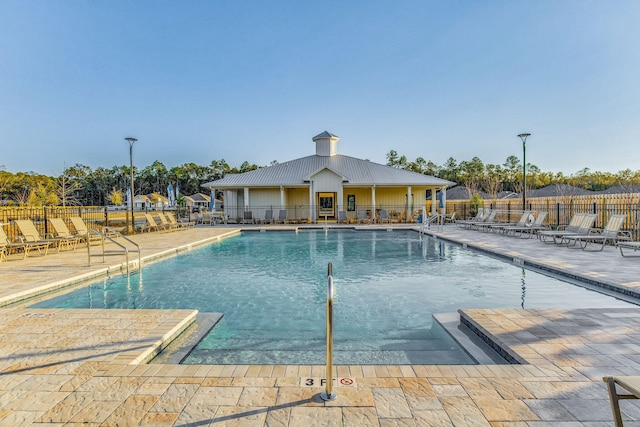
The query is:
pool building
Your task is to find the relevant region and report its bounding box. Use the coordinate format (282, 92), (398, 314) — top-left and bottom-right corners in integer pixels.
(203, 131), (455, 223)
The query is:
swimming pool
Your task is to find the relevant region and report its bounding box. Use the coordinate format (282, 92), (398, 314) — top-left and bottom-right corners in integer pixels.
(31, 229), (636, 365)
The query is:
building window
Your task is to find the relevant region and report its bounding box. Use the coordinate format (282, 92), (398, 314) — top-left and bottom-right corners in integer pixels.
(347, 194), (356, 212)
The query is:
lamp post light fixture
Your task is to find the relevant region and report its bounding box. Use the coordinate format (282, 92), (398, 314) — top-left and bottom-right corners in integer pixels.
(517, 133), (530, 211)
(125, 137), (138, 233)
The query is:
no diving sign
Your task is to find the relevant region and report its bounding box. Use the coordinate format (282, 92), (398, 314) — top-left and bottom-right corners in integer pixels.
(300, 377), (357, 387)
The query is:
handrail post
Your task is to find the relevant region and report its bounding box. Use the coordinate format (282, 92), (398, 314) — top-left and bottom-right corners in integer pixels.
(321, 262), (337, 401)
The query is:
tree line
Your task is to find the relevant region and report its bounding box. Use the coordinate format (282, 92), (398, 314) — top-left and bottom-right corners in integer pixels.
(386, 150), (640, 198)
(0, 160), (260, 207)
(1, 152), (639, 207)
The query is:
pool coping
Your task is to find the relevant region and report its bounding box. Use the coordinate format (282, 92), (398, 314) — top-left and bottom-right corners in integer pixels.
(421, 228), (640, 301)
(0, 229), (241, 308)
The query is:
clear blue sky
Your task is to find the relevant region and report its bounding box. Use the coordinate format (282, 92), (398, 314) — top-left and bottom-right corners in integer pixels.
(1, 1), (639, 176)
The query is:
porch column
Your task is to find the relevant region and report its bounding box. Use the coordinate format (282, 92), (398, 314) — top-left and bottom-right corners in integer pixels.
(308, 182), (314, 223)
(407, 186), (412, 223)
(441, 187), (447, 214)
(371, 186), (376, 222)
(244, 187), (249, 211)
(431, 189), (437, 214)
(280, 186), (285, 210)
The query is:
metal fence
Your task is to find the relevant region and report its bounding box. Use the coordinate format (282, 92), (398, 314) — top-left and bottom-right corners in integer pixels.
(4, 197), (640, 242)
(447, 196), (640, 241)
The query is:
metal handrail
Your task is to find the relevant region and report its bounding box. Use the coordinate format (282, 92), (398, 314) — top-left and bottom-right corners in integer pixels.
(87, 227), (141, 276)
(321, 262), (337, 401)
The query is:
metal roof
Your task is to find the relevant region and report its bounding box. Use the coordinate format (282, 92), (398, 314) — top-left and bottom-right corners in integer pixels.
(203, 154), (455, 188)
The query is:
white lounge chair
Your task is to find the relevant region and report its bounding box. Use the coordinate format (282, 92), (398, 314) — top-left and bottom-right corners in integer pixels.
(563, 214), (630, 251)
(502, 212), (549, 238)
(538, 213), (596, 245)
(618, 241), (640, 257)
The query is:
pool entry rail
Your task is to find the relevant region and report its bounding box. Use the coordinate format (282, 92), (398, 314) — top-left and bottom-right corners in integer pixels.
(86, 227), (142, 276)
(321, 262), (338, 401)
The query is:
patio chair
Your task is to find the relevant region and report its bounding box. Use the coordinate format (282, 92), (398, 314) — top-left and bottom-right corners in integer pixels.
(502, 212), (549, 238)
(537, 213), (593, 244)
(618, 241), (640, 257)
(603, 376), (640, 426)
(15, 219), (79, 252)
(378, 209), (391, 224)
(242, 211), (254, 224)
(0, 226), (49, 259)
(562, 214), (630, 251)
(275, 209), (287, 224)
(357, 210), (370, 224)
(263, 209), (274, 224)
(337, 211), (348, 224)
(165, 212), (196, 229)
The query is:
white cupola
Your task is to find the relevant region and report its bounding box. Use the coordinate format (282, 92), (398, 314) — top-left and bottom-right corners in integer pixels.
(312, 131), (339, 157)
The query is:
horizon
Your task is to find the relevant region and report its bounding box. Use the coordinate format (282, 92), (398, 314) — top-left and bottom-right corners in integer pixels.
(2, 1), (639, 176)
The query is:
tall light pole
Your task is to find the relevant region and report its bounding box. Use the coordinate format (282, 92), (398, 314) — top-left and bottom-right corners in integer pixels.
(125, 137), (138, 233)
(517, 133), (530, 211)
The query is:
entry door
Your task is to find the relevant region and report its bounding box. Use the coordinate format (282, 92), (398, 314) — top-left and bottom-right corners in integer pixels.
(318, 192), (335, 217)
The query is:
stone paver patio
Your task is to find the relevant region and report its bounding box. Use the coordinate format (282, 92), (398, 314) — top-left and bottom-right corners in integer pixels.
(0, 223), (639, 426)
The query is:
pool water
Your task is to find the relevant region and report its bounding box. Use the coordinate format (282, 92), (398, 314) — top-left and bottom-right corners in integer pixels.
(32, 230), (636, 365)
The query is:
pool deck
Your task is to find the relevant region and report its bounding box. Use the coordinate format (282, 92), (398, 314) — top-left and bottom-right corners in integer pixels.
(1, 224), (640, 425)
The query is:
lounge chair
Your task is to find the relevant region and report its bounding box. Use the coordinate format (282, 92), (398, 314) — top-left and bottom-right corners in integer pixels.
(604, 376), (640, 426)
(69, 216), (114, 244)
(165, 212), (196, 229)
(562, 214), (630, 251)
(378, 209), (391, 224)
(537, 213), (595, 244)
(0, 226), (49, 258)
(15, 219), (79, 252)
(502, 212), (549, 238)
(618, 241), (640, 257)
(142, 213), (167, 232)
(357, 210), (370, 224)
(49, 218), (89, 245)
(242, 211), (254, 224)
(157, 213), (181, 231)
(485, 211), (533, 234)
(263, 209), (274, 224)
(337, 211), (348, 224)
(466, 211), (498, 231)
(274, 209), (287, 224)
(457, 208), (485, 227)
(444, 212), (456, 223)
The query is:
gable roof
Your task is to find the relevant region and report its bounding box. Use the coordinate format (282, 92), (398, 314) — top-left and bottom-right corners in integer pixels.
(203, 154), (454, 188)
